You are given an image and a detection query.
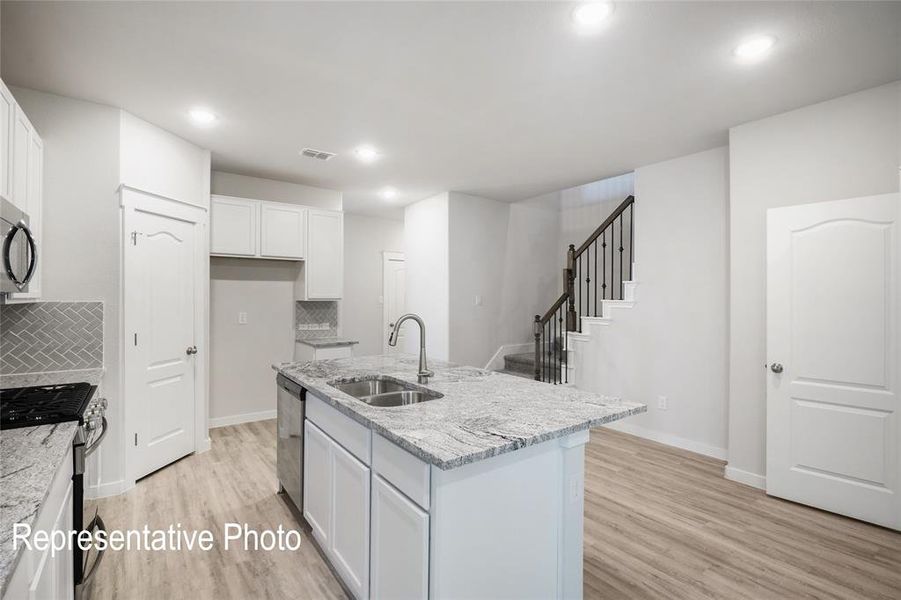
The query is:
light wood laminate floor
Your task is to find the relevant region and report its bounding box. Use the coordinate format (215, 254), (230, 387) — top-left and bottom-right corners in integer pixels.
(87, 422), (901, 600)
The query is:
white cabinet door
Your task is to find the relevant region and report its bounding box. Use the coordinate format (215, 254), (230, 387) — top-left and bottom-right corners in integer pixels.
(0, 81), (13, 200)
(306, 209), (343, 299)
(371, 475), (429, 600)
(303, 419), (332, 545)
(11, 105), (31, 211)
(210, 196), (257, 256)
(260, 201), (306, 259)
(331, 440), (370, 600)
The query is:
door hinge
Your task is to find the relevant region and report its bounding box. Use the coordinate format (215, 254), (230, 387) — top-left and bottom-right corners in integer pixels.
(134, 333), (138, 346)
(134, 433), (138, 446)
(131, 231), (138, 245)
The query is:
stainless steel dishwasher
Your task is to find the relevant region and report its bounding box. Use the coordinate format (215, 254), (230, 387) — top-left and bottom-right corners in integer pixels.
(276, 374), (305, 512)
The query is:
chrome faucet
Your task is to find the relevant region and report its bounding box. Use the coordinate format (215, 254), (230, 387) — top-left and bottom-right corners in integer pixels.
(388, 313), (434, 384)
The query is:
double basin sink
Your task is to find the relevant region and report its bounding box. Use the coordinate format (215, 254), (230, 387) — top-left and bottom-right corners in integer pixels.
(329, 377), (443, 408)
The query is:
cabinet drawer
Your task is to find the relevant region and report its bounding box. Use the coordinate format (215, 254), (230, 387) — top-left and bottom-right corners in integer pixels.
(306, 393), (371, 465)
(372, 433), (430, 510)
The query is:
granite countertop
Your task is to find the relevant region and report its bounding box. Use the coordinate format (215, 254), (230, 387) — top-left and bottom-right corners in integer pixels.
(275, 354), (645, 470)
(296, 337), (360, 348)
(0, 367), (104, 390)
(0, 422), (79, 594)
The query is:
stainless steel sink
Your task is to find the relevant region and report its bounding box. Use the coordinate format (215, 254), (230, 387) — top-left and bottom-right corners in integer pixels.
(329, 377), (443, 407)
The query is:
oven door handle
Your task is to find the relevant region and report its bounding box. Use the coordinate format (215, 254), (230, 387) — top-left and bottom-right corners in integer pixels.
(85, 417), (108, 457)
(2, 220), (37, 291)
(81, 514), (107, 586)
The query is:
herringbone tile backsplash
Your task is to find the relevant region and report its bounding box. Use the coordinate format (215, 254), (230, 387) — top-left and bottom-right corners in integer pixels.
(0, 302), (103, 374)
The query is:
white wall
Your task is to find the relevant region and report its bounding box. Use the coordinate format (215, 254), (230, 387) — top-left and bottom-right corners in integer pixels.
(209, 258), (299, 424)
(120, 112), (211, 208)
(404, 193), (450, 360)
(211, 171), (341, 210)
(496, 201), (561, 350)
(728, 81), (901, 484)
(209, 171), (342, 424)
(10, 87), (125, 493)
(578, 147), (730, 458)
(342, 213), (404, 356)
(448, 192), (510, 367)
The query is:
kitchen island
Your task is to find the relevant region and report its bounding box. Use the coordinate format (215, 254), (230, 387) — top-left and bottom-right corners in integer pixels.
(275, 354), (644, 600)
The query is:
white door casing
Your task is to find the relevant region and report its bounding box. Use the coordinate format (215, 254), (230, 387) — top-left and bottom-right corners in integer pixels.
(766, 193), (900, 530)
(123, 188), (206, 482)
(382, 252), (406, 354)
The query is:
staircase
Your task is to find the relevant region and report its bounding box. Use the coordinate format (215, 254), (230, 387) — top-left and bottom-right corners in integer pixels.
(501, 337), (566, 379)
(520, 196), (635, 384)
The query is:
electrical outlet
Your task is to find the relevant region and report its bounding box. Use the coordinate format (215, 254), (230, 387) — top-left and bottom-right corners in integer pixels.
(657, 395), (668, 411)
(474, 295), (482, 306)
(238, 312), (248, 325)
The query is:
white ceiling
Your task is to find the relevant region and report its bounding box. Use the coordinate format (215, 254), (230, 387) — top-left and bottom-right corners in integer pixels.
(2, 2), (899, 217)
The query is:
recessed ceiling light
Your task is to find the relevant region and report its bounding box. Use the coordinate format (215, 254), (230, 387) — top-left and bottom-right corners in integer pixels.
(733, 35), (776, 62)
(572, 2), (614, 30)
(354, 145), (379, 163)
(380, 187), (398, 201)
(189, 107), (217, 126)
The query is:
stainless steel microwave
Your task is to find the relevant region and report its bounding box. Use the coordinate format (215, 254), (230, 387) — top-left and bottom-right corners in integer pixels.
(1, 195), (37, 295)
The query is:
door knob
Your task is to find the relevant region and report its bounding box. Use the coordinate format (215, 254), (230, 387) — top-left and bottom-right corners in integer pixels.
(186, 346), (198, 355)
(770, 363), (783, 373)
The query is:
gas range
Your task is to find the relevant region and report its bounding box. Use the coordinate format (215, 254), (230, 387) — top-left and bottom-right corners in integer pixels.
(0, 382), (99, 430)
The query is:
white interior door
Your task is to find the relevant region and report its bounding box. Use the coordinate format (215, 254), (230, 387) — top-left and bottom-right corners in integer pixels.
(126, 197), (200, 481)
(383, 252), (406, 353)
(766, 193), (900, 530)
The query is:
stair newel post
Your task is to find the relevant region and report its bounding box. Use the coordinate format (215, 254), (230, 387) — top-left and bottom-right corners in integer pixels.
(533, 315), (542, 381)
(566, 244), (577, 331)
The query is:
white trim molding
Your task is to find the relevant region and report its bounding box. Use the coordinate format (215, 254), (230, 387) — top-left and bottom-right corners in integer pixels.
(724, 465), (767, 490)
(602, 421), (728, 461)
(210, 409), (277, 429)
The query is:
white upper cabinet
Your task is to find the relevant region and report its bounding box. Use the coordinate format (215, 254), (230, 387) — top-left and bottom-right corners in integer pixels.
(260, 201), (306, 259)
(209, 194), (343, 298)
(210, 195), (257, 256)
(2, 79), (44, 303)
(305, 209), (343, 299)
(0, 83), (13, 200)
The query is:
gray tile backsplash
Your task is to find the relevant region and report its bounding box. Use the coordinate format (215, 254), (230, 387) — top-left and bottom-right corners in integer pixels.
(0, 302), (104, 374)
(295, 301), (338, 339)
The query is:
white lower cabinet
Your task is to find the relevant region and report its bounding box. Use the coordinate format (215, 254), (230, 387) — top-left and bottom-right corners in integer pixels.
(303, 399), (429, 600)
(4, 445), (74, 600)
(303, 418), (370, 599)
(303, 420), (332, 544)
(370, 475), (429, 600)
(330, 442), (370, 599)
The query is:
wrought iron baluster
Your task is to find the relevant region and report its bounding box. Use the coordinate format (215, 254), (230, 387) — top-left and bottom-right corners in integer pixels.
(619, 215), (624, 299)
(602, 230), (607, 302)
(585, 246), (591, 322)
(593, 240), (598, 316)
(629, 203), (634, 282)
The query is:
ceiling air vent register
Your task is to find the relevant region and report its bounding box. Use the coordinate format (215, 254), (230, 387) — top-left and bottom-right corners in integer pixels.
(300, 148), (336, 161)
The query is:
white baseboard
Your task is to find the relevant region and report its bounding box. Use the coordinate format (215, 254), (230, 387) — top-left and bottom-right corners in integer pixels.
(484, 342), (533, 371)
(725, 465), (766, 490)
(602, 421), (728, 460)
(209, 409), (276, 429)
(86, 478), (133, 499)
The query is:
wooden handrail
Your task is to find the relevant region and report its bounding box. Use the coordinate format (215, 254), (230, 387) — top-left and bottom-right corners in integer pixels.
(573, 195), (634, 258)
(538, 291), (568, 324)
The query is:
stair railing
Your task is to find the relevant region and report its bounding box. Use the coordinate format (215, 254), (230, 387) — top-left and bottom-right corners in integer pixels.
(534, 195), (634, 383)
